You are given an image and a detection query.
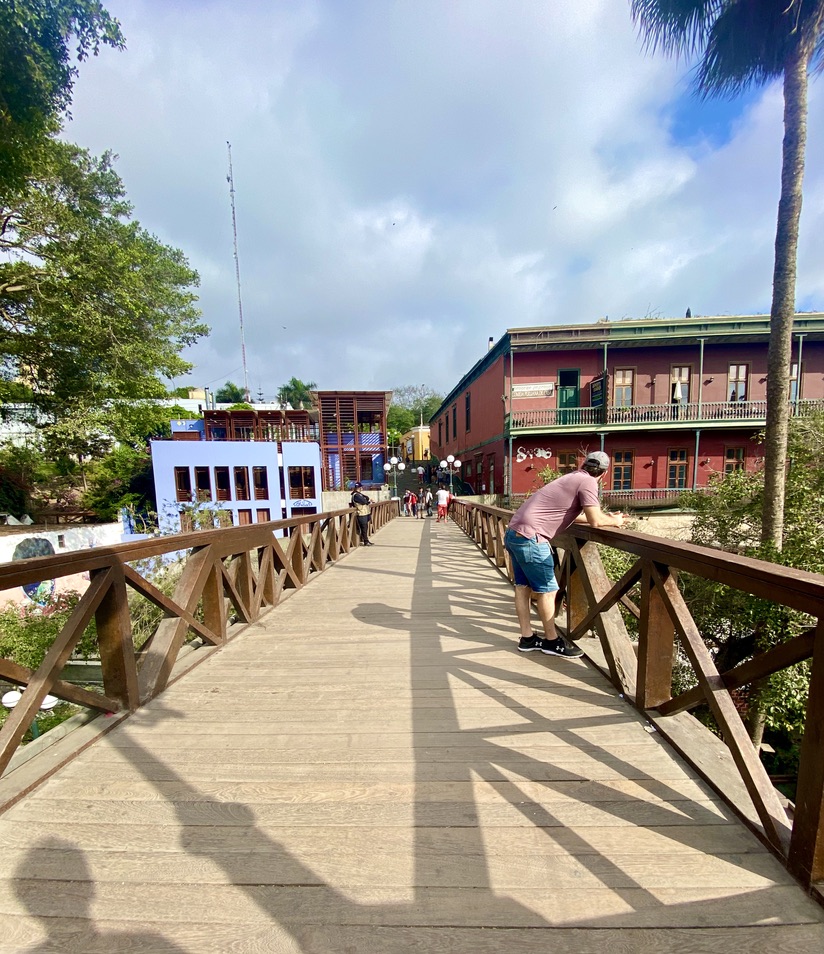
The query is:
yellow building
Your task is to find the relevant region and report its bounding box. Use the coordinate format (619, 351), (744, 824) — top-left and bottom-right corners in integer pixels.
(400, 425), (431, 461)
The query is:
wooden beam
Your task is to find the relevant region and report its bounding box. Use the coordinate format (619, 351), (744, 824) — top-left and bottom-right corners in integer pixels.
(200, 559), (227, 644)
(0, 568), (113, 776)
(568, 539), (638, 700)
(137, 547), (215, 703)
(232, 551), (255, 618)
(122, 564), (219, 645)
(269, 536), (303, 592)
(636, 562), (675, 710)
(570, 523), (824, 617)
(95, 565), (140, 712)
(788, 619), (824, 887)
(566, 558), (643, 641)
(219, 559), (252, 623)
(650, 563), (792, 855)
(657, 628), (816, 717)
(0, 658), (120, 713)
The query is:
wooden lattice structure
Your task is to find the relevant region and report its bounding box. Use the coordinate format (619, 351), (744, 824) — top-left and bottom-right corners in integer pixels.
(203, 409), (317, 443)
(314, 391), (391, 490)
(451, 498), (824, 898)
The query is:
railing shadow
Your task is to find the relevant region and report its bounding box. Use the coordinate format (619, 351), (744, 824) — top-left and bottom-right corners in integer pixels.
(3, 517), (824, 950)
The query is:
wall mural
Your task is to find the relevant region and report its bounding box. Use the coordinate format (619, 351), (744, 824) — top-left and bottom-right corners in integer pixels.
(11, 537), (56, 605)
(515, 446), (552, 463)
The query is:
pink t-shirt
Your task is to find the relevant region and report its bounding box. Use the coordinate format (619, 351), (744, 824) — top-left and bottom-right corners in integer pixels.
(508, 471), (600, 543)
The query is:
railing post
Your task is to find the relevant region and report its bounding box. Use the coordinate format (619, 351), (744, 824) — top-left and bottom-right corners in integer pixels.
(94, 565), (140, 712)
(290, 525), (307, 585)
(788, 618), (824, 889)
(565, 546), (589, 636)
(636, 562), (675, 709)
(312, 521), (325, 572)
(234, 551), (255, 618)
(201, 559), (227, 642)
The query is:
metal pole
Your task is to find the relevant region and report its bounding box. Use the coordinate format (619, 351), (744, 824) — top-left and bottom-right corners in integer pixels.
(226, 142), (250, 403)
(507, 344), (514, 497)
(795, 333), (805, 413)
(693, 429), (701, 490)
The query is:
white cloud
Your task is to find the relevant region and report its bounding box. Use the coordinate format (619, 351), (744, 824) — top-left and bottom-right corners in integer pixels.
(63, 0), (824, 397)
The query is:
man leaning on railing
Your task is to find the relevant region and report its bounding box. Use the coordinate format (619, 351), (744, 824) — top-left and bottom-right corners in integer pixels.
(504, 451), (625, 658)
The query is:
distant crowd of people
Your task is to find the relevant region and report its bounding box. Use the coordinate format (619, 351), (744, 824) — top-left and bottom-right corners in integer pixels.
(398, 485), (452, 520)
(349, 481), (456, 544)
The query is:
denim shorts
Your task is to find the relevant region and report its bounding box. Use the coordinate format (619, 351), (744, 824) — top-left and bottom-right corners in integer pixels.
(504, 528), (559, 593)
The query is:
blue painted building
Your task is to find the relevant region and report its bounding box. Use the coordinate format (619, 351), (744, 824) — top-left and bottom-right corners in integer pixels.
(151, 440), (322, 535)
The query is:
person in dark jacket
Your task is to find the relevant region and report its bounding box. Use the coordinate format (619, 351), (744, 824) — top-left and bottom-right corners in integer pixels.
(350, 483), (374, 545)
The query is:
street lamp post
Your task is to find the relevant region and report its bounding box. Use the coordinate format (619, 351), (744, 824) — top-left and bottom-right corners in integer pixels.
(383, 456), (406, 502)
(439, 455), (462, 493)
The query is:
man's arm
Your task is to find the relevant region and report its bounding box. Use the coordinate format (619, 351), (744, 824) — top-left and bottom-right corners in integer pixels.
(574, 505), (624, 528)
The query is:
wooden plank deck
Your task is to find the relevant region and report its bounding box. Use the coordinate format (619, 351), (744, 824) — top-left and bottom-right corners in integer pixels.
(0, 515), (823, 953)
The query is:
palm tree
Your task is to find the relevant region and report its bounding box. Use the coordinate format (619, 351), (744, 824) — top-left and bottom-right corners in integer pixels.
(277, 377), (317, 410)
(630, 0), (824, 549)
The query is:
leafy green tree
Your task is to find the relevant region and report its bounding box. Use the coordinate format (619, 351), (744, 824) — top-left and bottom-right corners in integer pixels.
(82, 443), (154, 520)
(0, 591), (98, 668)
(277, 377), (317, 410)
(0, 462), (28, 516)
(630, 1), (824, 549)
(681, 412), (824, 749)
(387, 404), (415, 435)
(215, 381), (246, 403)
(0, 0), (124, 196)
(0, 140), (206, 459)
(391, 384), (443, 424)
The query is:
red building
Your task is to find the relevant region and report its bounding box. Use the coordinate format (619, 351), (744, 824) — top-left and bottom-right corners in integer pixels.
(430, 314), (824, 504)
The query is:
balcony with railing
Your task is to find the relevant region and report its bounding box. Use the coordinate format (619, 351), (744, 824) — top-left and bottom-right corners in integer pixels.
(509, 398), (824, 432)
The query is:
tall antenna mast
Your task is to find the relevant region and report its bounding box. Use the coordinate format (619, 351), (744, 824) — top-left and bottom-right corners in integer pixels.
(226, 141), (250, 402)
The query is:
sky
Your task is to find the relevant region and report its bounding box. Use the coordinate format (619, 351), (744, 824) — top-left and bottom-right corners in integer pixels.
(64, 0), (824, 401)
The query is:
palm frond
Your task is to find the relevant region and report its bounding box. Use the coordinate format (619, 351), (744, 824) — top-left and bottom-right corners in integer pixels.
(697, 0), (789, 96)
(630, 0), (724, 58)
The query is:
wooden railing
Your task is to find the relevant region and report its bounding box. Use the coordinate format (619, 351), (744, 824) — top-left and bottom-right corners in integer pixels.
(509, 398), (824, 429)
(450, 498), (824, 897)
(0, 501), (397, 778)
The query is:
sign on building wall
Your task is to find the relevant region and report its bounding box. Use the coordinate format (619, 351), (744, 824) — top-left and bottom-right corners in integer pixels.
(590, 374), (605, 408)
(512, 382), (555, 399)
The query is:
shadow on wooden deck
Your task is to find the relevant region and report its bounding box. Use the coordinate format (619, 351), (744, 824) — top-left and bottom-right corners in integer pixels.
(2, 517), (824, 952)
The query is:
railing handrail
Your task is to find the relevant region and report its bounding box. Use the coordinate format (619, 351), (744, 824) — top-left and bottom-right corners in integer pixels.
(449, 500), (824, 612)
(0, 501), (398, 782)
(0, 506), (373, 585)
(449, 497), (824, 896)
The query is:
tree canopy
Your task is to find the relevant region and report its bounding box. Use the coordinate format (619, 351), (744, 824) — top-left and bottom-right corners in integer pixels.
(0, 0), (124, 196)
(389, 384), (443, 430)
(0, 138), (206, 460)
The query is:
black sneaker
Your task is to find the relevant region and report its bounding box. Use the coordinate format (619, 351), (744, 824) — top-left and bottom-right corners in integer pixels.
(540, 637), (584, 658)
(517, 634), (544, 652)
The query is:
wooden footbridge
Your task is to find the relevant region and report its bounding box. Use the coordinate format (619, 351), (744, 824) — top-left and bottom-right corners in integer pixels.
(0, 504), (823, 952)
